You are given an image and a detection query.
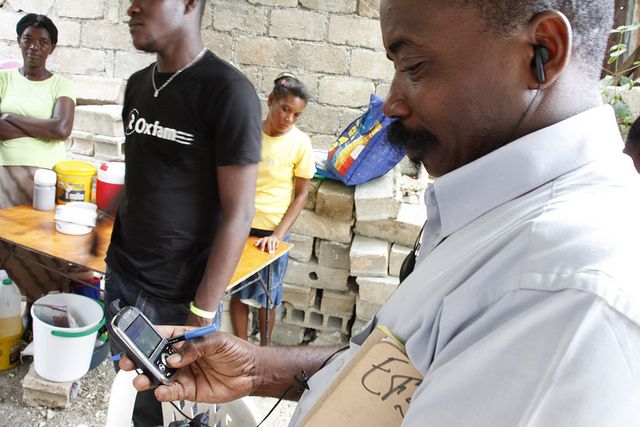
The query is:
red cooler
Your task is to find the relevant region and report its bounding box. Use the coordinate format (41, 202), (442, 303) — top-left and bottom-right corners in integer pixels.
(96, 162), (125, 212)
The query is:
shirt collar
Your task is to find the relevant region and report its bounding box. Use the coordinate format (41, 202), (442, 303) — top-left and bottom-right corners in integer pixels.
(426, 105), (622, 242)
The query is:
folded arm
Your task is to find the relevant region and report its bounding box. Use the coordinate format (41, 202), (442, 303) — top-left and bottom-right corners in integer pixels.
(0, 96), (75, 141)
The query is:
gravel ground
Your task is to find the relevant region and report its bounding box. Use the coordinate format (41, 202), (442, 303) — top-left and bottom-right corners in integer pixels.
(0, 357), (296, 426)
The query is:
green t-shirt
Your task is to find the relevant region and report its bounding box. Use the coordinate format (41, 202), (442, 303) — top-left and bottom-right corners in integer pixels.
(0, 68), (76, 168)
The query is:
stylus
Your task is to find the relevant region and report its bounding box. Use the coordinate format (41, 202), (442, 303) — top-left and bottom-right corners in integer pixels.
(167, 323), (219, 345)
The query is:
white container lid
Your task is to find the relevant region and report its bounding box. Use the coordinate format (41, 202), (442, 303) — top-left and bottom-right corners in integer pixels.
(34, 169), (57, 186)
(97, 162), (125, 185)
(54, 203), (97, 227)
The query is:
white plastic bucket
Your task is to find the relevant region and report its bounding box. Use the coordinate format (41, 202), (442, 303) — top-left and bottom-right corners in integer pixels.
(31, 293), (105, 382)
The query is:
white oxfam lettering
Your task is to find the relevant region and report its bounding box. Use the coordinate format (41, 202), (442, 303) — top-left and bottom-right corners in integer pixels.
(125, 109), (193, 145)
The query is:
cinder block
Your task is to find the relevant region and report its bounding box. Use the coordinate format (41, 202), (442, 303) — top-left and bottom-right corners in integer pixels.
(315, 179), (354, 221)
(303, 178), (323, 211)
(284, 258), (350, 292)
(290, 43), (349, 75)
(315, 239), (351, 269)
(291, 209), (354, 244)
(283, 283), (317, 310)
(73, 76), (126, 105)
(355, 296), (384, 322)
(73, 105), (124, 138)
(271, 322), (307, 347)
(269, 9), (327, 42)
(94, 135), (125, 160)
(281, 302), (352, 335)
(320, 289), (356, 313)
(328, 15), (383, 49)
(300, 0), (356, 14)
(289, 233), (314, 262)
(317, 77), (374, 108)
(350, 235), (389, 277)
(309, 331), (349, 347)
(68, 130), (95, 157)
(354, 169), (401, 221)
(22, 364), (79, 409)
(356, 276), (399, 305)
(389, 244), (412, 277)
(355, 203), (427, 247)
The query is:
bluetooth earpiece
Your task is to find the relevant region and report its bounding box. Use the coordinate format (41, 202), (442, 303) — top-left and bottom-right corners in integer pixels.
(533, 45), (550, 84)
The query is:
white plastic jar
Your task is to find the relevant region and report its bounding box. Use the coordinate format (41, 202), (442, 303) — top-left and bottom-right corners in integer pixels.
(33, 169), (57, 211)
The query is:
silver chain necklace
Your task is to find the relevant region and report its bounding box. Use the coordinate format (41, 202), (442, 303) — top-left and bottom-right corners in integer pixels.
(152, 47), (206, 98)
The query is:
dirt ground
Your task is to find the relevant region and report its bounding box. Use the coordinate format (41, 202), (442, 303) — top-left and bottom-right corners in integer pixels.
(0, 356), (296, 427)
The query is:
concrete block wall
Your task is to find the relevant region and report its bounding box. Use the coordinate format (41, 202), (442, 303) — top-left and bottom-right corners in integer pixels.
(0, 0), (392, 152)
(276, 162), (431, 347)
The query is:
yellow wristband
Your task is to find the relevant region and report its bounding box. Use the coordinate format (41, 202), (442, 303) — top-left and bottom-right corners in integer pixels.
(190, 302), (216, 319)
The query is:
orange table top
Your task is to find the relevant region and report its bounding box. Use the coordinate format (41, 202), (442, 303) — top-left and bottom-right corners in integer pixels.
(227, 235), (292, 290)
(0, 205), (292, 289)
(0, 204), (112, 273)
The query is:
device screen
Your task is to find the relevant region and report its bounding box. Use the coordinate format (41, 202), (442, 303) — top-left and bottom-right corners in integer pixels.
(124, 315), (163, 357)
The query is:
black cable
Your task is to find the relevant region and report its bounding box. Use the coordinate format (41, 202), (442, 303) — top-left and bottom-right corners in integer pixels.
(500, 81), (543, 146)
(255, 346), (350, 427)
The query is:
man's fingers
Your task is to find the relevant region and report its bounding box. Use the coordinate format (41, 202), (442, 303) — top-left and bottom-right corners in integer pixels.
(154, 383), (187, 402)
(132, 373), (155, 391)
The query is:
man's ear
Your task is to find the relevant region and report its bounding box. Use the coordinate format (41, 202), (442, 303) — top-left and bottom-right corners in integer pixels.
(184, 0), (200, 14)
(524, 10), (572, 89)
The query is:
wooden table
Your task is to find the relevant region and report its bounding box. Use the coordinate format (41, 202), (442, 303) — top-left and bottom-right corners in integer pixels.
(0, 204), (113, 275)
(0, 205), (292, 340)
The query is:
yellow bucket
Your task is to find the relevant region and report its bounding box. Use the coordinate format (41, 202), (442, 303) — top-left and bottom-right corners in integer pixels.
(54, 161), (96, 205)
(0, 331), (22, 370)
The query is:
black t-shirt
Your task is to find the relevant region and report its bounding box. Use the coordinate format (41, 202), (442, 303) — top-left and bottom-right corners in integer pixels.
(106, 51), (262, 302)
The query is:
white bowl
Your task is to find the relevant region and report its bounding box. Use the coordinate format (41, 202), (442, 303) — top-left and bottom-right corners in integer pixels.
(54, 203), (97, 227)
(56, 220), (93, 235)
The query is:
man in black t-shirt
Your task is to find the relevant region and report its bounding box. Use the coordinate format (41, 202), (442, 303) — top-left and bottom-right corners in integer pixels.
(105, 1), (261, 425)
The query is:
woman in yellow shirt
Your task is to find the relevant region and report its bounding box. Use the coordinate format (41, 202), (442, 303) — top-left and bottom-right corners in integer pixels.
(230, 73), (315, 345)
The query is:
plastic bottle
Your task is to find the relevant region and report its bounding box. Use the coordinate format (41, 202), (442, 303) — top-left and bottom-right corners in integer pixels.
(0, 271), (23, 370)
(33, 169), (57, 211)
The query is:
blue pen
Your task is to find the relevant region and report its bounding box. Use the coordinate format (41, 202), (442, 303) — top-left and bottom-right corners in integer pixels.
(167, 323), (219, 345)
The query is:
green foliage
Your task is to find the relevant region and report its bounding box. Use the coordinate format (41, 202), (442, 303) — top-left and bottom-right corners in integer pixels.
(600, 23), (640, 133)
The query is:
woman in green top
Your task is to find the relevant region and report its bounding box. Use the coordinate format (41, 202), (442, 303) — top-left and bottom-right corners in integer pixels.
(0, 13), (76, 209)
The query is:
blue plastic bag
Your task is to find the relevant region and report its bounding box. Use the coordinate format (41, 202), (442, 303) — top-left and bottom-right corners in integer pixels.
(327, 93), (404, 185)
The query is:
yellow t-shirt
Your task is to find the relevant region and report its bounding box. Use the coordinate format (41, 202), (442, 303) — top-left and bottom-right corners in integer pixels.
(0, 68), (76, 168)
(252, 126), (315, 231)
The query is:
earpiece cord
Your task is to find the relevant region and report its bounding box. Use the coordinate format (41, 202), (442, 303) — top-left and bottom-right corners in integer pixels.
(255, 346), (350, 427)
(500, 81), (543, 146)
(168, 400), (208, 427)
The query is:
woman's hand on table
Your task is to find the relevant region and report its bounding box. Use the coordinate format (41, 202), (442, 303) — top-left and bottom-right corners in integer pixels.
(255, 235), (281, 254)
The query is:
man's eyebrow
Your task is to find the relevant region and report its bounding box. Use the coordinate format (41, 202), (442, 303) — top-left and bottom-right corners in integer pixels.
(386, 37), (421, 57)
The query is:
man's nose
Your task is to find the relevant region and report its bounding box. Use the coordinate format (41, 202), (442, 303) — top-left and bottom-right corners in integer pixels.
(128, 0), (141, 16)
(383, 75), (412, 120)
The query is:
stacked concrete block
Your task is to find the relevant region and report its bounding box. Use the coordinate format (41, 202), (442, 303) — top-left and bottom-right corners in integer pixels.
(290, 208), (354, 244)
(284, 258), (350, 292)
(315, 179), (355, 221)
(289, 233), (315, 262)
(303, 178), (323, 210)
(355, 202), (426, 247)
(281, 301), (352, 336)
(274, 167), (430, 346)
(22, 365), (79, 409)
(70, 103), (125, 162)
(349, 235), (389, 277)
(73, 75), (126, 106)
(389, 243), (413, 277)
(314, 239), (351, 270)
(354, 167), (401, 221)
